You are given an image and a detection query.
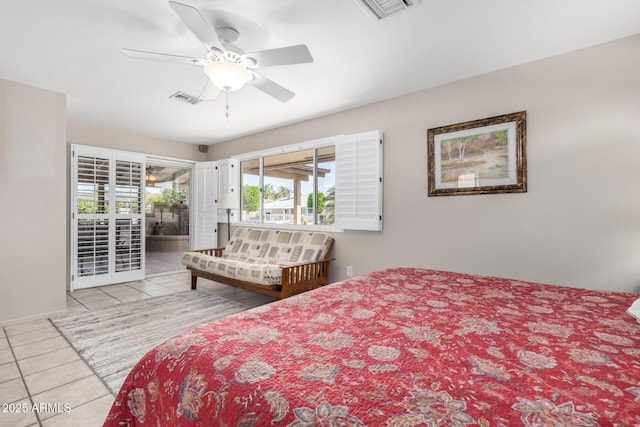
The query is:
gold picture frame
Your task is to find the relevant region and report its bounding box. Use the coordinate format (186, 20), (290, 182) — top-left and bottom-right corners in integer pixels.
(427, 111), (527, 196)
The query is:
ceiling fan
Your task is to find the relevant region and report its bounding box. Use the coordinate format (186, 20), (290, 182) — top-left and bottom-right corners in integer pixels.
(122, 1), (313, 103)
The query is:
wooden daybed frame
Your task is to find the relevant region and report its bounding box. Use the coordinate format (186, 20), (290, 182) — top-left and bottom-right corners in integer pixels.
(187, 242), (335, 299)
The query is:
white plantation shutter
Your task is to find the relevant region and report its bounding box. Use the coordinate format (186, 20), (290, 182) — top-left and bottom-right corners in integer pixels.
(336, 130), (383, 231)
(193, 161), (218, 250)
(71, 145), (145, 289)
(217, 158), (240, 222)
(74, 149), (111, 288)
(112, 158), (144, 283)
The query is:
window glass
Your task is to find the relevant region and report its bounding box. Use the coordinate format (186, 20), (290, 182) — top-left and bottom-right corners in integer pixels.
(239, 145), (335, 227)
(263, 149), (313, 225)
(241, 158), (260, 222)
(315, 146), (336, 225)
(77, 156), (109, 214)
(236, 130), (381, 231)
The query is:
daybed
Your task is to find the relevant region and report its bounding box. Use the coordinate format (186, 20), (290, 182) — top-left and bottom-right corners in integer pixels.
(181, 227), (334, 299)
(105, 268), (640, 426)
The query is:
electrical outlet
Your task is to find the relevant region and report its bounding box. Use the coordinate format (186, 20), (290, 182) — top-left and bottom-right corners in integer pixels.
(346, 266), (353, 277)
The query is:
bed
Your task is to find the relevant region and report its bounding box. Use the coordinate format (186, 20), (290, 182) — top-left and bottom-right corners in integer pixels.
(104, 268), (640, 426)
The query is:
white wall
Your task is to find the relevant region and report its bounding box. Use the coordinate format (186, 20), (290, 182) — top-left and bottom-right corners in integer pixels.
(0, 79), (67, 324)
(0, 83), (207, 324)
(210, 34), (640, 294)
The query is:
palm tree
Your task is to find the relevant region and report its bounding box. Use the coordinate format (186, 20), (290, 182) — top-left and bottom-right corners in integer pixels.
(276, 185), (291, 199)
(263, 183), (275, 200)
(323, 186), (335, 225)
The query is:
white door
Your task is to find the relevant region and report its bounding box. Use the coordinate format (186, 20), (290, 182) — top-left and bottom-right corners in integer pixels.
(71, 145), (145, 290)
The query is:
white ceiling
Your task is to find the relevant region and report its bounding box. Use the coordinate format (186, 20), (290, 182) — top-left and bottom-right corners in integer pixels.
(1, 0), (639, 145)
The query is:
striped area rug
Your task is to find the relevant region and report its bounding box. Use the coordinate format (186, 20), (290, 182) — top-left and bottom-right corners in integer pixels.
(50, 290), (249, 394)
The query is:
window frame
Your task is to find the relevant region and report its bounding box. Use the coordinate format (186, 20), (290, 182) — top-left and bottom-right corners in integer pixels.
(236, 135), (340, 231)
(232, 130), (383, 232)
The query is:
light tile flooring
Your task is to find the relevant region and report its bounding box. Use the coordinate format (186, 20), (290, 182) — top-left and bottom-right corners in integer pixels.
(145, 247), (185, 275)
(0, 272), (277, 427)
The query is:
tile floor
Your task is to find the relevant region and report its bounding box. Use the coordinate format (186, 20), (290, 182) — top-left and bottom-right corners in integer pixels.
(0, 272), (277, 427)
(145, 247), (186, 275)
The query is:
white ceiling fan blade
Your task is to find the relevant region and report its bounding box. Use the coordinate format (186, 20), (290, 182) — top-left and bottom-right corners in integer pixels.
(249, 72), (295, 102)
(245, 45), (313, 68)
(122, 48), (206, 66)
(168, 1), (223, 53)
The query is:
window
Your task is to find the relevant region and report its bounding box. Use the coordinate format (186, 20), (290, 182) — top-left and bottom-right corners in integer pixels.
(240, 158), (260, 223)
(241, 146), (336, 226)
(237, 131), (382, 231)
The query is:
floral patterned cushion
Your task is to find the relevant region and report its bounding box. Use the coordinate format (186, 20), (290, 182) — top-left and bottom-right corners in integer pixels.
(181, 227), (333, 286)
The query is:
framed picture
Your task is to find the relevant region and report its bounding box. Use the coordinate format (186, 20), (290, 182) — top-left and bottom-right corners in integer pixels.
(427, 111), (527, 196)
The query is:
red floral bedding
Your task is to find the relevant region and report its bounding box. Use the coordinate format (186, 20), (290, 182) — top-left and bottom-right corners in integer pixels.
(104, 268), (640, 426)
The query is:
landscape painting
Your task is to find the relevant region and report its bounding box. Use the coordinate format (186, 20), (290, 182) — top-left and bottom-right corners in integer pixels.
(427, 111), (527, 196)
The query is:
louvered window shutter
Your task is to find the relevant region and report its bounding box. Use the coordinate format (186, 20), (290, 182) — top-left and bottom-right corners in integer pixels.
(74, 148), (111, 288)
(113, 157), (144, 278)
(193, 162), (218, 250)
(335, 131), (383, 231)
(71, 145), (145, 289)
(217, 158), (240, 222)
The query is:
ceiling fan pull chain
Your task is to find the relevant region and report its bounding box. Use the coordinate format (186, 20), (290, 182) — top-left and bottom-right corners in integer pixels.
(225, 91), (230, 120)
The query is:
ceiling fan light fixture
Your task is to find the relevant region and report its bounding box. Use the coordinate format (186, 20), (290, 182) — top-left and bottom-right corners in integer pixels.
(145, 167), (157, 184)
(204, 61), (252, 92)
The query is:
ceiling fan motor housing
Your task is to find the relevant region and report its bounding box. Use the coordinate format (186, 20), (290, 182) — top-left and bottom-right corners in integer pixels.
(216, 27), (240, 45)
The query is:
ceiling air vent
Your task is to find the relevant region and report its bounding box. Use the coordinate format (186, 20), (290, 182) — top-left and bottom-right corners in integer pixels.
(353, 0), (418, 20)
(169, 91), (201, 105)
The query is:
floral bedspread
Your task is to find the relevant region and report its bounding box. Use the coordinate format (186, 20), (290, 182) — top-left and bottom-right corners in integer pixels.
(104, 268), (640, 426)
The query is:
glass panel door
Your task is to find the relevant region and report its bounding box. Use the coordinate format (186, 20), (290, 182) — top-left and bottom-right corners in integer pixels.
(144, 163), (192, 274)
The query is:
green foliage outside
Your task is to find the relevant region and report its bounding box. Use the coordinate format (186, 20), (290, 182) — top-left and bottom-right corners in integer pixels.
(243, 185), (260, 212)
(323, 186), (335, 225)
(78, 198), (142, 214)
(147, 189), (187, 205)
(307, 192), (326, 213)
(143, 188), (186, 214)
(262, 183), (275, 200)
(242, 184), (336, 225)
(78, 188), (184, 214)
(77, 199), (104, 214)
